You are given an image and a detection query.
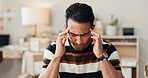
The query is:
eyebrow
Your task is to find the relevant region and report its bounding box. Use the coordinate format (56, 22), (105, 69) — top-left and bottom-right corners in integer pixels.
(69, 31), (90, 36)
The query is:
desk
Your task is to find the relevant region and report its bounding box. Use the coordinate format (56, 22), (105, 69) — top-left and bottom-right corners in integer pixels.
(0, 37), (50, 78)
(0, 45), (28, 59)
(0, 45), (44, 78)
(22, 51), (44, 76)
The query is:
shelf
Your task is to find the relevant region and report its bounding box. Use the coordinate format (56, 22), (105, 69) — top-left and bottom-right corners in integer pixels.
(101, 36), (139, 78)
(102, 35), (138, 39)
(121, 65), (137, 68)
(111, 42), (137, 46)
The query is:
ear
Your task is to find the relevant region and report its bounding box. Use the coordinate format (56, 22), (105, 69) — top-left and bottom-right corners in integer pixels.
(91, 24), (95, 30)
(91, 21), (96, 30)
(64, 23), (67, 30)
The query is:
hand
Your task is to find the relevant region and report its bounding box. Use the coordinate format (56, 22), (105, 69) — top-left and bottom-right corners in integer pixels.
(55, 28), (69, 57)
(90, 29), (103, 58)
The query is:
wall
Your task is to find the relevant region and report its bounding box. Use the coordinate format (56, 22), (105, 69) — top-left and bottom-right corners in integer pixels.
(50, 1), (148, 78)
(0, 0), (148, 78)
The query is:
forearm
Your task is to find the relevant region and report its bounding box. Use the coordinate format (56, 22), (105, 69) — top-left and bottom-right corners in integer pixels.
(100, 59), (124, 78)
(38, 56), (61, 78)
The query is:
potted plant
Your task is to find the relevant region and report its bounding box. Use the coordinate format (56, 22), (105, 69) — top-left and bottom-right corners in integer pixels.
(106, 15), (118, 36)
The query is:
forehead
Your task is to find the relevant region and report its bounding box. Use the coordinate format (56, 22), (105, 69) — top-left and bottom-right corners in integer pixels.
(67, 19), (91, 33)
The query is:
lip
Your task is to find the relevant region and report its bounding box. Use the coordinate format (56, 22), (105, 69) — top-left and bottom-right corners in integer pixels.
(73, 45), (84, 51)
(75, 45), (83, 48)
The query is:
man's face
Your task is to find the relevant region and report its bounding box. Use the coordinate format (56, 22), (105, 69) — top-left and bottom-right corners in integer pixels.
(66, 19), (92, 51)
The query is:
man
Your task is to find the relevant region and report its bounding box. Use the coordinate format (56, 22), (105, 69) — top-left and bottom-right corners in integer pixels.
(38, 3), (124, 78)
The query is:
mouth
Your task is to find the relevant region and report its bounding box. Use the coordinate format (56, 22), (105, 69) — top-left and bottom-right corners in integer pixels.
(74, 44), (85, 50)
(75, 45), (83, 48)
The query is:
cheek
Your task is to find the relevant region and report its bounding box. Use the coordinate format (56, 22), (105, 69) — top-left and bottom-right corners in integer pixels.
(69, 36), (75, 42)
(69, 36), (91, 44)
(83, 37), (91, 43)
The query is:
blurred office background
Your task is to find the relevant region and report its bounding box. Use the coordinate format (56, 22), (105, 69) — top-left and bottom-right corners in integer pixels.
(0, 0), (148, 78)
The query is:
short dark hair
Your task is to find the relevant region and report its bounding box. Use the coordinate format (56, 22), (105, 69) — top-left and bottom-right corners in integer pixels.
(65, 3), (95, 28)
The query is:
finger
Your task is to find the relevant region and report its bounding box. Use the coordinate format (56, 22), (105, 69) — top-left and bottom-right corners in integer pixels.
(91, 34), (101, 39)
(59, 35), (67, 40)
(56, 35), (66, 42)
(65, 27), (70, 32)
(59, 32), (67, 37)
(58, 28), (70, 37)
(91, 35), (102, 44)
(59, 31), (68, 37)
(96, 35), (102, 45)
(62, 37), (67, 44)
(91, 36), (97, 41)
(98, 34), (101, 39)
(60, 36), (67, 44)
(90, 29), (99, 37)
(91, 36), (96, 43)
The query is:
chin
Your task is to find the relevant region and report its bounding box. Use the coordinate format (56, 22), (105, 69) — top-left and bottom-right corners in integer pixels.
(74, 47), (84, 51)
(76, 49), (83, 51)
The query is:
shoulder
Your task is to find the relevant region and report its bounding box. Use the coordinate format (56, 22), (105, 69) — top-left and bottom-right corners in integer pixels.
(101, 39), (116, 52)
(46, 39), (71, 54)
(101, 39), (118, 59)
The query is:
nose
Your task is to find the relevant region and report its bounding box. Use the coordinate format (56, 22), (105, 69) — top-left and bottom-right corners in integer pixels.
(76, 36), (83, 45)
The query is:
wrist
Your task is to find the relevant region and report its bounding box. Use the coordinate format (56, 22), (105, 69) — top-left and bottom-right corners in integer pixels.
(95, 52), (103, 58)
(52, 55), (62, 62)
(55, 50), (64, 57)
(54, 55), (62, 59)
(94, 50), (103, 58)
(97, 52), (108, 61)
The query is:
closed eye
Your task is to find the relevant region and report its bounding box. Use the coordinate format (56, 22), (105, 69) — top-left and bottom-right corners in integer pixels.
(70, 32), (78, 37)
(68, 31), (90, 37)
(81, 33), (89, 37)
(81, 31), (90, 37)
